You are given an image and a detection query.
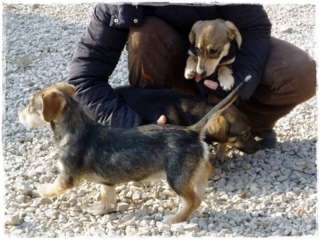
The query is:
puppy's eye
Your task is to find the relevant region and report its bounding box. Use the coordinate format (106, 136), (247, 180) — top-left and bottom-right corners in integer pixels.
(189, 46), (200, 56)
(208, 48), (219, 57)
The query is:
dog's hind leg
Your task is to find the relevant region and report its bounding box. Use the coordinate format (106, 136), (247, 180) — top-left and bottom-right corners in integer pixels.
(165, 158), (212, 224)
(164, 183), (201, 224)
(86, 185), (117, 215)
(192, 159), (213, 199)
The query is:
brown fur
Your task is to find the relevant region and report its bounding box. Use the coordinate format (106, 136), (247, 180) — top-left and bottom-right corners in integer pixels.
(185, 19), (242, 91)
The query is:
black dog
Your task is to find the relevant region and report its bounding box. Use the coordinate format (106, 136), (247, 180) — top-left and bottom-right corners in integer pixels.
(115, 86), (259, 155)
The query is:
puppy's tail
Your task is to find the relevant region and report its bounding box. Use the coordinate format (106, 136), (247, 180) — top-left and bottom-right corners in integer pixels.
(187, 82), (244, 133)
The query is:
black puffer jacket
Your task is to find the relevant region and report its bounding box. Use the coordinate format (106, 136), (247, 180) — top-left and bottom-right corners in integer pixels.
(68, 4), (271, 128)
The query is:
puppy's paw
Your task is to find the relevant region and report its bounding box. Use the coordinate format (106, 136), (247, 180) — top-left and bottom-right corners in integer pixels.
(86, 203), (116, 215)
(218, 74), (234, 91)
(218, 67), (234, 91)
(37, 183), (57, 198)
(184, 56), (197, 80)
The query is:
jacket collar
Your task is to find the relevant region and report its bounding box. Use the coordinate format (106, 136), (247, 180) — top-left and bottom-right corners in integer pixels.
(220, 39), (239, 65)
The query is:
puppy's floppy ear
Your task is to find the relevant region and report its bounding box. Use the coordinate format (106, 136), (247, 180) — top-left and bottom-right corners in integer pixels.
(225, 21), (242, 48)
(54, 82), (76, 96)
(188, 29), (196, 45)
(189, 21), (202, 44)
(41, 89), (66, 122)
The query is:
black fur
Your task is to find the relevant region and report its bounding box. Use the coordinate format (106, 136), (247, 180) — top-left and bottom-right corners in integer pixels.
(53, 95), (206, 192)
(114, 86), (212, 125)
(114, 86), (260, 153)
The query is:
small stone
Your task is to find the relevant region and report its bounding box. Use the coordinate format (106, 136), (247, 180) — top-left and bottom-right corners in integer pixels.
(162, 189), (174, 197)
(137, 227), (150, 236)
(158, 206), (164, 213)
(118, 202), (129, 211)
(132, 192), (141, 202)
(184, 223), (199, 231)
(16, 183), (33, 196)
(78, 189), (87, 197)
(5, 214), (24, 226)
(15, 55), (33, 69)
(107, 214), (119, 221)
(239, 192), (249, 199)
(277, 175), (288, 182)
(171, 223), (185, 232)
(125, 191), (132, 198)
(208, 223), (215, 231)
(44, 209), (58, 219)
(144, 199), (153, 206)
(16, 194), (26, 202)
(156, 222), (170, 231)
(32, 4), (40, 10)
(281, 26), (294, 33)
(198, 218), (208, 230)
(125, 226), (136, 235)
(39, 197), (52, 205)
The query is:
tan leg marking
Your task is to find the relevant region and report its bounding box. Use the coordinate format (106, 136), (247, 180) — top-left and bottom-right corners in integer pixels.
(165, 159), (212, 224)
(192, 159), (213, 198)
(216, 143), (228, 162)
(38, 174), (74, 198)
(86, 185), (117, 215)
(165, 185), (201, 224)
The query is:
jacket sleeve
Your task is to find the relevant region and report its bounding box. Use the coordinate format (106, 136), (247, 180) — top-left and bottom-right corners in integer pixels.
(217, 4), (272, 99)
(68, 4), (142, 128)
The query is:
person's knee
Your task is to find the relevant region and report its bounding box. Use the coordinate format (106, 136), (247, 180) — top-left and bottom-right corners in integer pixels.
(289, 55), (316, 104)
(262, 38), (316, 104)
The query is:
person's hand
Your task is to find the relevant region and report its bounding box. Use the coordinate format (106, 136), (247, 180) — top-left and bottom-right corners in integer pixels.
(157, 115), (167, 125)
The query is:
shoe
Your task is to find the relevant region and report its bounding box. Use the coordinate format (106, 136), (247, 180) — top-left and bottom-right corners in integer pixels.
(255, 129), (277, 149)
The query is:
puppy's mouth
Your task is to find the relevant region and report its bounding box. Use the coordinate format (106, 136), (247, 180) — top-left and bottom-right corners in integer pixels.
(194, 73), (219, 94)
(194, 74), (203, 82)
(194, 72), (216, 82)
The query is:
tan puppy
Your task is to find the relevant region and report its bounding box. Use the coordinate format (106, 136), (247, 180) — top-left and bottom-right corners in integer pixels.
(184, 19), (242, 91)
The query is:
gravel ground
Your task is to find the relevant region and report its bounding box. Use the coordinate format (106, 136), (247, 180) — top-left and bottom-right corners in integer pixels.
(3, 4), (317, 237)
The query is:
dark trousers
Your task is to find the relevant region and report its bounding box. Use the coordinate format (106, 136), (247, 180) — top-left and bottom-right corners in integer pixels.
(127, 17), (316, 133)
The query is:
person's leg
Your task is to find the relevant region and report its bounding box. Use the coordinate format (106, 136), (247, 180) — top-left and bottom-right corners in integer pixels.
(127, 17), (198, 95)
(238, 37), (316, 147)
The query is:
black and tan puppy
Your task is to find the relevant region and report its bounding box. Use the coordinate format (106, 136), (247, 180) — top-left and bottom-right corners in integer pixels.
(18, 82), (241, 224)
(184, 19), (242, 91)
(114, 86), (259, 155)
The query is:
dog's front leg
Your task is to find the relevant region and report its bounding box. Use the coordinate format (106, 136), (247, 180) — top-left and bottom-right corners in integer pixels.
(86, 185), (117, 215)
(38, 174), (74, 198)
(217, 66), (235, 91)
(184, 55), (198, 79)
(216, 143), (228, 163)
